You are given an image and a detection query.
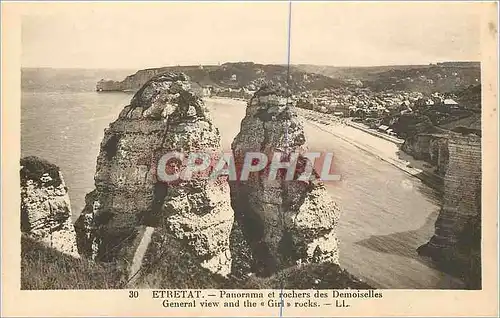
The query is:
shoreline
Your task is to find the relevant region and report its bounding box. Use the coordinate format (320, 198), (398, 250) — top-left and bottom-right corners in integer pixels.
(345, 120), (404, 145)
(295, 108), (444, 191)
(201, 98), (444, 191)
(206, 97), (444, 191)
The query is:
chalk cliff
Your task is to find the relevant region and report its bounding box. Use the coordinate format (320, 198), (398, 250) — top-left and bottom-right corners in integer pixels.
(76, 72), (234, 276)
(96, 79), (125, 92)
(401, 113), (481, 178)
(97, 69), (170, 92)
(402, 133), (449, 176)
(417, 133), (482, 288)
(20, 156), (79, 258)
(230, 85), (341, 276)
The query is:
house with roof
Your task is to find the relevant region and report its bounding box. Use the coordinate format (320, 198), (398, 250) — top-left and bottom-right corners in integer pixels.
(443, 98), (459, 109)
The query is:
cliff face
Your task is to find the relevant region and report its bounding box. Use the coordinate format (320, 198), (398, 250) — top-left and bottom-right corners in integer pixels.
(20, 156), (79, 258)
(418, 133), (482, 288)
(230, 85), (341, 276)
(77, 72), (234, 276)
(96, 79), (125, 92)
(402, 133), (449, 175)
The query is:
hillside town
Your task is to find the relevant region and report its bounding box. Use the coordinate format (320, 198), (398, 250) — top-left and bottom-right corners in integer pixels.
(95, 61), (481, 149)
(204, 76), (480, 141)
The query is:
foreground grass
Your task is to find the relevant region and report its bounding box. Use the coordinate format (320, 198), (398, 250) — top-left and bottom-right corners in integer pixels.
(245, 263), (372, 289)
(21, 236), (125, 290)
(133, 230), (230, 289)
(22, 232), (372, 290)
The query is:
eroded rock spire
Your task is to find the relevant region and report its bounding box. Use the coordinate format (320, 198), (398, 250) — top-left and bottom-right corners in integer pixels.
(75, 72), (233, 277)
(230, 84), (341, 276)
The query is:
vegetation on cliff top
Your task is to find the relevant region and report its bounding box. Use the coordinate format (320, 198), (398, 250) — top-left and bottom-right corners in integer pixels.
(20, 156), (63, 187)
(101, 62), (346, 93)
(295, 63), (480, 94)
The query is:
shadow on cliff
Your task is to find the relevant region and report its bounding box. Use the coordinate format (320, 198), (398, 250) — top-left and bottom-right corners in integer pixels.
(353, 209), (470, 289)
(396, 150), (445, 205)
(353, 210), (441, 268)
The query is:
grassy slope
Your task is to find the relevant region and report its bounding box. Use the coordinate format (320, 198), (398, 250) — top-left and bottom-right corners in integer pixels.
(117, 62), (345, 92)
(21, 236), (126, 290)
(22, 231), (373, 290)
(294, 64), (481, 94)
(131, 230), (230, 289)
(245, 263), (372, 289)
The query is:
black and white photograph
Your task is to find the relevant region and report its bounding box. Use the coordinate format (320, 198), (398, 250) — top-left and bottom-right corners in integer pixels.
(3, 1), (498, 316)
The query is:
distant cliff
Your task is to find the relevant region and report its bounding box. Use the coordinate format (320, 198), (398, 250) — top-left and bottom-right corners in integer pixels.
(401, 111), (481, 177)
(96, 62), (344, 94)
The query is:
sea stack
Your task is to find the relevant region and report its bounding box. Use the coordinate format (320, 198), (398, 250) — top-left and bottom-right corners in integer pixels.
(230, 85), (341, 276)
(20, 156), (79, 258)
(75, 72), (234, 276)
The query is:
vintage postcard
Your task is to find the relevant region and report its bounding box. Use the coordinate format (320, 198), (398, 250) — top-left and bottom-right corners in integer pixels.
(2, 1), (498, 317)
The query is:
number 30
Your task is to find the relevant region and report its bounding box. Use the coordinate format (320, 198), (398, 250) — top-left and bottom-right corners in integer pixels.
(129, 291), (139, 298)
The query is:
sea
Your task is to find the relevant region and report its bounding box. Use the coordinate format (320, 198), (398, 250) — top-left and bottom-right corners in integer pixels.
(21, 68), (464, 289)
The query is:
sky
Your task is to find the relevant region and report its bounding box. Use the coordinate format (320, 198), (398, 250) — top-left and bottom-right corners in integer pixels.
(21, 2), (483, 69)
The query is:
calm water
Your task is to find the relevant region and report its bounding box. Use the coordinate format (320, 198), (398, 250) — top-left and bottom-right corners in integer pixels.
(21, 68), (462, 289)
(21, 68), (135, 216)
